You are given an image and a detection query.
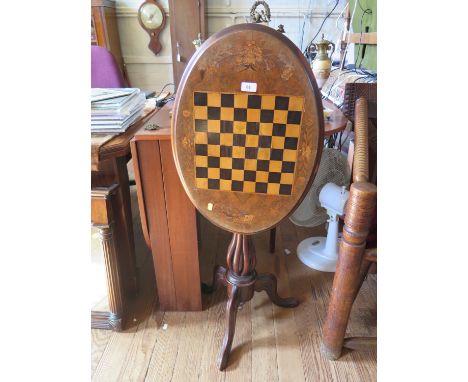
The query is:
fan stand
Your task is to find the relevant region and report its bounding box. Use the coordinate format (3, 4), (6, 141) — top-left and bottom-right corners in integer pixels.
(205, 232), (298, 370)
(297, 210), (341, 272)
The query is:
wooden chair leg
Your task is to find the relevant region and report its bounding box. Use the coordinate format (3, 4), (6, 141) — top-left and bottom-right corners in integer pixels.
(352, 258), (372, 303)
(321, 182), (376, 360)
(321, 238), (366, 359)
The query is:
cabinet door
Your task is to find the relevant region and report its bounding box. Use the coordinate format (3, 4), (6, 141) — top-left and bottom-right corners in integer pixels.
(168, 0), (206, 89)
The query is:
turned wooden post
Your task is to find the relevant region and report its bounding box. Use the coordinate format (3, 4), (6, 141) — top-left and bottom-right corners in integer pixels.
(321, 181), (376, 359)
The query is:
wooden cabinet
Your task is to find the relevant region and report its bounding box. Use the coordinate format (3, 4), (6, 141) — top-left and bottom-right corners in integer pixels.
(130, 104), (202, 311)
(168, 0), (206, 89)
(91, 0), (126, 81)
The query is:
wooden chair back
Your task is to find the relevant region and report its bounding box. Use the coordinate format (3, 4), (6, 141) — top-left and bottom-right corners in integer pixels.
(321, 96), (377, 360)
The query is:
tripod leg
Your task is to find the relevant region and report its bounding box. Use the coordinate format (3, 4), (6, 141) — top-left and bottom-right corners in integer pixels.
(201, 265), (227, 294)
(217, 285), (240, 370)
(254, 273), (298, 308)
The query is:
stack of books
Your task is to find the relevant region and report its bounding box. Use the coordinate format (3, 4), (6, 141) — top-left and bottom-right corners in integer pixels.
(91, 88), (146, 133)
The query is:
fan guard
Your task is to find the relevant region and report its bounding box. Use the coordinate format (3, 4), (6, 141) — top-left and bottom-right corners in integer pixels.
(289, 148), (350, 227)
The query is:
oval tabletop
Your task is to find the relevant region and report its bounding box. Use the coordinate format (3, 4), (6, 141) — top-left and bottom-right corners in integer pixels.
(172, 23), (324, 234)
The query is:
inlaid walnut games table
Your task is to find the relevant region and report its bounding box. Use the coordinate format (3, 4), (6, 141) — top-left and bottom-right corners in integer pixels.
(171, 24), (324, 369)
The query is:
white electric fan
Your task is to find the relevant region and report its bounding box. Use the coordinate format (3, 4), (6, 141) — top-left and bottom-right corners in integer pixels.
(290, 148), (351, 272)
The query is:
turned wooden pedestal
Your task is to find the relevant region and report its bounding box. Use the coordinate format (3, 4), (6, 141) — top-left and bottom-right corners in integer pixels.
(205, 233), (298, 370)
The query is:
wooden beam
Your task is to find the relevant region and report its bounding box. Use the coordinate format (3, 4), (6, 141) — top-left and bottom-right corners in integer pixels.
(344, 32), (377, 45)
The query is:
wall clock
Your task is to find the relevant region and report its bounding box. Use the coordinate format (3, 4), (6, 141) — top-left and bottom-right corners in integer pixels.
(138, 0), (166, 55)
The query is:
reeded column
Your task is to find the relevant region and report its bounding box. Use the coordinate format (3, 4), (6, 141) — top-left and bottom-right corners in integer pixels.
(96, 223), (123, 331)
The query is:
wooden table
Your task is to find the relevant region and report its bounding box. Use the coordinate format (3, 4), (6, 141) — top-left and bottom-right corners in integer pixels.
(91, 107), (157, 330)
(131, 103), (202, 311)
(323, 98), (349, 136)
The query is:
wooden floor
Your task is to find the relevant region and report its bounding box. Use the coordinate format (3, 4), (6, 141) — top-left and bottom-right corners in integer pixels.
(92, 188), (377, 382)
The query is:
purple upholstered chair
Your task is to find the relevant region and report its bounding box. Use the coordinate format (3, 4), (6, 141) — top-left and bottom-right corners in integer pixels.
(91, 46), (126, 88)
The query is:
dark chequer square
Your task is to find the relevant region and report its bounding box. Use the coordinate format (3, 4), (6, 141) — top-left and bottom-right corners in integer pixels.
(221, 93), (234, 107)
(233, 134), (246, 146)
(194, 92), (207, 106)
(193, 91), (304, 196)
(220, 120), (233, 133)
(255, 183), (268, 193)
(268, 172), (281, 183)
(282, 161), (296, 173)
(279, 184), (292, 195)
(232, 158), (244, 169)
(244, 170), (256, 182)
(284, 137), (298, 149)
(195, 119), (208, 132)
(272, 123), (286, 136)
(275, 96), (289, 110)
(245, 147), (258, 159)
(260, 109), (274, 123)
(208, 107), (221, 120)
(220, 145), (233, 157)
(246, 122), (259, 135)
(287, 110), (302, 124)
(270, 149), (284, 161)
(232, 180), (244, 191)
(195, 144), (207, 156)
(234, 108), (247, 121)
(196, 167), (208, 178)
(247, 95), (262, 109)
(258, 135), (272, 148)
(220, 169), (232, 180)
(207, 133), (220, 145)
(207, 156), (220, 168)
(208, 179), (220, 189)
(257, 160), (269, 171)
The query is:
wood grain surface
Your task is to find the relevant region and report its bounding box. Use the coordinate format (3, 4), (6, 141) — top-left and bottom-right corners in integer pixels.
(168, 0), (206, 88)
(172, 23), (324, 234)
(131, 109), (202, 311)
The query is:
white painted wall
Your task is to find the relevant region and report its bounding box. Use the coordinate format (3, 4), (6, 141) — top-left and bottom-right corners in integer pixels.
(115, 0), (347, 91)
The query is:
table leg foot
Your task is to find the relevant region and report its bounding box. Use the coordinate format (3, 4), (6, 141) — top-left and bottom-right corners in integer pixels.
(217, 285), (240, 370)
(254, 273), (298, 308)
